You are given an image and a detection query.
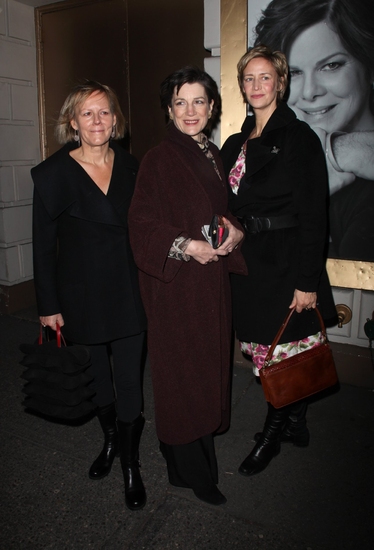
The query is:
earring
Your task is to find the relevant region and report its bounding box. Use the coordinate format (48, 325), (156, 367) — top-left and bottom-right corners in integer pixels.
(111, 126), (116, 138)
(208, 112), (212, 119)
(73, 129), (80, 146)
(169, 114), (174, 120)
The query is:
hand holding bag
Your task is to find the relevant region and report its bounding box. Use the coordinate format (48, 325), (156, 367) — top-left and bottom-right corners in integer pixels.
(20, 323), (96, 420)
(201, 215), (228, 248)
(209, 214), (229, 249)
(259, 307), (338, 408)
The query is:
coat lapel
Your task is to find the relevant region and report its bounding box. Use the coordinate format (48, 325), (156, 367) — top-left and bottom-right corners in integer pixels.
(242, 103), (294, 178)
(69, 143), (137, 227)
(32, 143), (136, 228)
(165, 124), (224, 205)
(244, 139), (276, 179)
(106, 142), (138, 213)
(69, 187), (123, 227)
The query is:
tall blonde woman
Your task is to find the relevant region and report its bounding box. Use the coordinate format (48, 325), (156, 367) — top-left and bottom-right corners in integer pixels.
(221, 46), (336, 477)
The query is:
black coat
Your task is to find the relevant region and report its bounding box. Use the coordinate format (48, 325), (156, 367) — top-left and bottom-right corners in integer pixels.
(31, 141), (146, 345)
(220, 103), (336, 344)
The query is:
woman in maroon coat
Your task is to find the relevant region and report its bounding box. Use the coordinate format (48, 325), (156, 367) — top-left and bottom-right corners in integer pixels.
(128, 67), (246, 506)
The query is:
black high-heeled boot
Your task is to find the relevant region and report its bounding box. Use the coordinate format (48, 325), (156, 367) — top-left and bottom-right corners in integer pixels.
(89, 402), (119, 480)
(118, 415), (146, 511)
(254, 401), (310, 447)
(239, 403), (290, 477)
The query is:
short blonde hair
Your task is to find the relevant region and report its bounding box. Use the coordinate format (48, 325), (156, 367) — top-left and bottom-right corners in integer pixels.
(55, 81), (126, 144)
(237, 44), (288, 103)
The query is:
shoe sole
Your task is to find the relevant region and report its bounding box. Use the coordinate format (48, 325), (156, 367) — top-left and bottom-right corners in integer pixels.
(125, 497), (147, 511)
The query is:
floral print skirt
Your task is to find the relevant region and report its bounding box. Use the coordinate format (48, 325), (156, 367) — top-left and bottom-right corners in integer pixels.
(240, 332), (324, 376)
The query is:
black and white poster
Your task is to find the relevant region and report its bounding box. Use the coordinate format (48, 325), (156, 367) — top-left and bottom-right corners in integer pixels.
(247, 0), (374, 261)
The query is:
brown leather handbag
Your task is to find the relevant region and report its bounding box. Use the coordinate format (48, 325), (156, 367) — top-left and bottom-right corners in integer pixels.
(259, 307), (338, 408)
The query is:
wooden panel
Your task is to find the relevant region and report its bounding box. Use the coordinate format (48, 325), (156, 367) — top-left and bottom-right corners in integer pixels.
(127, 0), (208, 160)
(36, 0), (130, 159)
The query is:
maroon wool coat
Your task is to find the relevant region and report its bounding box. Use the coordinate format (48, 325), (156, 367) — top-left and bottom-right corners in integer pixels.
(128, 124), (246, 445)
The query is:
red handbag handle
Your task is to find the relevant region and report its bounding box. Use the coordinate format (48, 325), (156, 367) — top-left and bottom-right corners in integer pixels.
(264, 307), (327, 366)
(38, 322), (64, 347)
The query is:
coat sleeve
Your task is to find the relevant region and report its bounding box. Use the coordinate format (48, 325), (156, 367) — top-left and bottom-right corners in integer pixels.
(128, 149), (189, 283)
(32, 187), (61, 316)
(286, 123), (329, 292)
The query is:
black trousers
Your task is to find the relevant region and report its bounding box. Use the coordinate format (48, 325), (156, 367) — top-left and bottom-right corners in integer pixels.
(160, 434), (219, 490)
(88, 332), (145, 422)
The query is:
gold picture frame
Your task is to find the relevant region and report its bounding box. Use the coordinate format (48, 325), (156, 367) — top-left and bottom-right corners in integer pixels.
(220, 0), (374, 290)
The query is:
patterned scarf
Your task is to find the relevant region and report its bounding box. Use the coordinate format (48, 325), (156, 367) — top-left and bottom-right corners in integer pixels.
(196, 134), (222, 180)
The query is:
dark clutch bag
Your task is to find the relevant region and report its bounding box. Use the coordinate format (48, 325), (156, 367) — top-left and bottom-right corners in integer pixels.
(209, 214), (228, 249)
(259, 307), (338, 408)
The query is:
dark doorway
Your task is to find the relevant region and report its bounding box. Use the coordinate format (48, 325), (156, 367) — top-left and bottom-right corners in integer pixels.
(36, 0), (130, 158)
(36, 0), (208, 161)
(126, 0), (209, 159)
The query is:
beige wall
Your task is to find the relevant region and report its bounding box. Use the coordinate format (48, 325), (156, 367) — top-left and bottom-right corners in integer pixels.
(0, 0), (40, 301)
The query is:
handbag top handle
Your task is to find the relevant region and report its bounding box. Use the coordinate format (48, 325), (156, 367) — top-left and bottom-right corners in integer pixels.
(38, 322), (64, 347)
(264, 307), (327, 366)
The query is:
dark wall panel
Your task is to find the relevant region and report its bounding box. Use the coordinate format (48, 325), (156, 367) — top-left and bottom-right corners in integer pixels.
(37, 0), (209, 161)
(38, 0), (129, 157)
(128, 0), (208, 159)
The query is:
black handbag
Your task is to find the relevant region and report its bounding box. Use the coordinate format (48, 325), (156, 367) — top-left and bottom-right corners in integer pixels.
(259, 307), (338, 408)
(20, 323), (96, 420)
(209, 214), (229, 249)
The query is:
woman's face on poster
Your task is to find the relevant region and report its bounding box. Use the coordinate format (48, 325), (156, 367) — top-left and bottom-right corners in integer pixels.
(288, 21), (373, 134)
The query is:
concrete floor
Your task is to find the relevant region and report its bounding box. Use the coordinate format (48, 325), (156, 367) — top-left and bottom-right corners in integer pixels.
(1, 311), (373, 549)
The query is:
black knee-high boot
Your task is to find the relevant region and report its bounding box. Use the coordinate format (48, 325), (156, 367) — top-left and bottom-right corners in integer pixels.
(118, 415), (146, 511)
(89, 402), (119, 479)
(239, 403), (290, 477)
(254, 400), (310, 447)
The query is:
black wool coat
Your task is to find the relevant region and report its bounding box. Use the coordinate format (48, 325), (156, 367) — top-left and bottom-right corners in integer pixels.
(31, 141), (146, 345)
(220, 102), (336, 345)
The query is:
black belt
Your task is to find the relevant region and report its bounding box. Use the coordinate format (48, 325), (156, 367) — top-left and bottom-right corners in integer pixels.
(238, 215), (299, 234)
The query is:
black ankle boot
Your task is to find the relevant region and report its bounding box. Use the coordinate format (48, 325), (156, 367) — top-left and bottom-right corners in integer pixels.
(89, 402), (119, 480)
(118, 415), (146, 511)
(239, 403), (290, 477)
(254, 401), (309, 447)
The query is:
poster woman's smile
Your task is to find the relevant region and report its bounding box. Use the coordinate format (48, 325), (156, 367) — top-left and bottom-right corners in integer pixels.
(288, 22), (373, 134)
